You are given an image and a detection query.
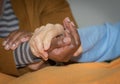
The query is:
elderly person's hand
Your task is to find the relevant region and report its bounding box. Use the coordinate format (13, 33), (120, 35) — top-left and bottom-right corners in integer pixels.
(2, 30), (32, 50)
(47, 19), (81, 62)
(29, 23), (65, 60)
(29, 17), (81, 62)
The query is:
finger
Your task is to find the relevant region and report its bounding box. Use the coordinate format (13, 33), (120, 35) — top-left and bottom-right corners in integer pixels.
(10, 37), (27, 50)
(48, 35), (71, 52)
(10, 42), (19, 50)
(10, 32), (28, 50)
(34, 26), (45, 36)
(10, 32), (32, 50)
(35, 24), (56, 59)
(73, 46), (82, 57)
(69, 21), (80, 45)
(2, 31), (17, 46)
(30, 47), (40, 57)
(9, 33), (26, 50)
(34, 24), (54, 51)
(63, 17), (71, 29)
(35, 42), (48, 61)
(2, 33), (15, 47)
(43, 24), (64, 50)
(28, 60), (45, 70)
(2, 39), (8, 46)
(5, 31), (22, 48)
(31, 26), (48, 58)
(20, 37), (30, 42)
(31, 26), (45, 51)
(20, 32), (33, 42)
(4, 31), (20, 50)
(63, 18), (80, 45)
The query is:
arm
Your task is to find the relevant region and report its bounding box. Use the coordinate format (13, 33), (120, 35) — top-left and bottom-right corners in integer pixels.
(39, 0), (77, 27)
(1, 30), (43, 68)
(75, 22), (120, 62)
(11, 0), (77, 32)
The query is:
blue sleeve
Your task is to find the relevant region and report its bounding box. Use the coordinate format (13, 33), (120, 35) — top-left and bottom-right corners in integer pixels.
(73, 22), (120, 62)
(78, 24), (108, 53)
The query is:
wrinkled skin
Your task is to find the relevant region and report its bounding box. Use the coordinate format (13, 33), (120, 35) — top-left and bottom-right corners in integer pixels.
(47, 19), (81, 62)
(29, 23), (66, 60)
(29, 17), (81, 62)
(2, 30), (32, 50)
(2, 17), (81, 70)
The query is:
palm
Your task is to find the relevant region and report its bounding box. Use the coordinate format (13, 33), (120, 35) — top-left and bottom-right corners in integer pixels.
(47, 18), (80, 62)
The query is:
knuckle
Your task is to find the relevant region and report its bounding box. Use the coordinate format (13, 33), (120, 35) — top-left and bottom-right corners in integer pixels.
(34, 36), (39, 41)
(55, 24), (63, 29)
(55, 24), (62, 27)
(46, 23), (54, 27)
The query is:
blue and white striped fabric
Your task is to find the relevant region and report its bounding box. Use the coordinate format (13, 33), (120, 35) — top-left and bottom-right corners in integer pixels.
(14, 42), (41, 68)
(0, 0), (19, 38)
(0, 0), (41, 68)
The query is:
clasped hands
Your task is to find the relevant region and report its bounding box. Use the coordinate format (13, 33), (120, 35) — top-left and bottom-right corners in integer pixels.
(2, 17), (81, 70)
(29, 17), (81, 62)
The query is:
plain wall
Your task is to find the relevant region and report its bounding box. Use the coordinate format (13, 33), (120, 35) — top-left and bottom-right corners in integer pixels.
(67, 0), (120, 28)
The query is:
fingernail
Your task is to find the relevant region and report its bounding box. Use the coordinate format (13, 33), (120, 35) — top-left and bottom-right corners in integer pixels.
(2, 41), (7, 46)
(11, 44), (16, 50)
(12, 44), (16, 47)
(71, 22), (75, 26)
(66, 17), (70, 22)
(5, 45), (9, 50)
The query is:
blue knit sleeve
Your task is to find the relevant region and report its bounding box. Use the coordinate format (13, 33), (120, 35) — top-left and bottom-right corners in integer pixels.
(72, 22), (120, 62)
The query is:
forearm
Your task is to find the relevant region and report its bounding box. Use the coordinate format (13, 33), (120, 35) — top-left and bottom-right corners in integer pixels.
(40, 0), (77, 27)
(13, 41), (41, 68)
(74, 22), (120, 62)
(77, 24), (108, 53)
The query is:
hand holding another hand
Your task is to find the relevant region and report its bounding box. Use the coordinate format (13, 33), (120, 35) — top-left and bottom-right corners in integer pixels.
(29, 23), (65, 61)
(29, 17), (81, 62)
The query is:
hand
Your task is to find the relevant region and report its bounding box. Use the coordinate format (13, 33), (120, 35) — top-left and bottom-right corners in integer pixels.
(27, 60), (49, 71)
(2, 30), (32, 50)
(29, 17), (81, 62)
(47, 18), (81, 62)
(29, 24), (65, 61)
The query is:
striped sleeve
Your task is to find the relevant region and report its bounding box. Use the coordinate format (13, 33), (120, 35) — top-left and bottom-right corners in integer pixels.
(0, 0), (41, 68)
(13, 42), (41, 68)
(0, 0), (19, 38)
